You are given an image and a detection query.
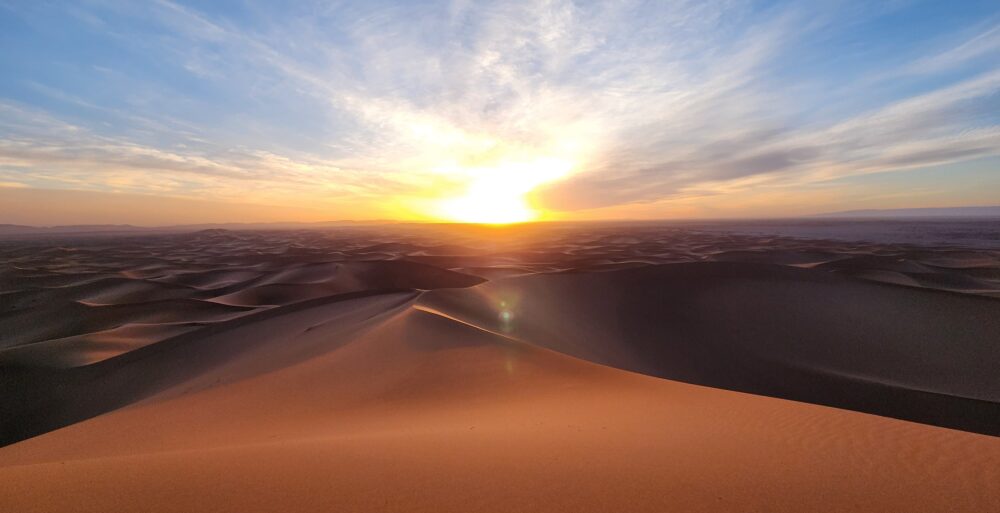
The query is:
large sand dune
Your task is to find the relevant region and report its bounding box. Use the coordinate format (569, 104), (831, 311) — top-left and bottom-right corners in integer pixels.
(1, 224), (999, 511)
(421, 261), (1000, 434)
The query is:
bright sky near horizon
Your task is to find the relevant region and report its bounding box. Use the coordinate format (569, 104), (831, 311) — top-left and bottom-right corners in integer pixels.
(1, 0), (999, 225)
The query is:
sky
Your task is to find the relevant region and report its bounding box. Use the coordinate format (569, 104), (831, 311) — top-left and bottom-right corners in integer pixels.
(0, 0), (998, 225)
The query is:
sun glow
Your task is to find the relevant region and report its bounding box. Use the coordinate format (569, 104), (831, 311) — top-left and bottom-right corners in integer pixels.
(434, 157), (574, 224)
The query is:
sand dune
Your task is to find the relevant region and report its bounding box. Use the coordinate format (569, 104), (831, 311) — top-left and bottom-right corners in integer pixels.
(207, 261), (482, 306)
(0, 322), (202, 368)
(0, 298), (254, 350)
(421, 262), (1000, 434)
(1, 224), (998, 511)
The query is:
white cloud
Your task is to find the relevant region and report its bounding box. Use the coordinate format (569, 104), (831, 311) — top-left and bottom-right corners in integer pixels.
(1, 0), (997, 217)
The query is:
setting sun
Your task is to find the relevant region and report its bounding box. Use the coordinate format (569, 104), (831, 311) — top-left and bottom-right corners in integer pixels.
(433, 157), (574, 224)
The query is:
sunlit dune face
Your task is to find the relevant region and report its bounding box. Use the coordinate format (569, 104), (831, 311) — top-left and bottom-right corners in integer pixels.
(433, 157), (573, 224)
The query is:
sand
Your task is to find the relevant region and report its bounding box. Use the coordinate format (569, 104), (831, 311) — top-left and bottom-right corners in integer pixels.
(1, 223), (999, 511)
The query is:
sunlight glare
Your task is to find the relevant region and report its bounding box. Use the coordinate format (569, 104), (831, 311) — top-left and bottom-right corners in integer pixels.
(434, 157), (573, 224)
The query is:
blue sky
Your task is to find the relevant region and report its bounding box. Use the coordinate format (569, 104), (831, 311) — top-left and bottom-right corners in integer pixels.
(0, 0), (998, 223)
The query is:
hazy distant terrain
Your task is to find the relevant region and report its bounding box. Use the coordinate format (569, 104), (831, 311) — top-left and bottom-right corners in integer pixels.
(815, 206), (1000, 218)
(4, 214), (1000, 249)
(675, 218), (1000, 249)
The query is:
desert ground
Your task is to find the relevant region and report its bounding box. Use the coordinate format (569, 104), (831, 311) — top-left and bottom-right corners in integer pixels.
(1, 222), (999, 512)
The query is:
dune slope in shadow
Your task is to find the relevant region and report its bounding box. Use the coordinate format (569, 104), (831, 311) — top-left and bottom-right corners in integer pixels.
(420, 262), (1000, 434)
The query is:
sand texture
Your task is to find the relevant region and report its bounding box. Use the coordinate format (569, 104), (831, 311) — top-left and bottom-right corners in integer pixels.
(2, 223), (999, 512)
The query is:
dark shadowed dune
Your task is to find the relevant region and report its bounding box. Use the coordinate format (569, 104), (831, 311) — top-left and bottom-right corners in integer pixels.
(208, 261), (484, 306)
(0, 298), (255, 350)
(0, 322), (204, 368)
(420, 262), (1000, 434)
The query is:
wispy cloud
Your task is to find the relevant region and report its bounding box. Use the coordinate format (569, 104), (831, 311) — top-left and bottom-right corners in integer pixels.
(0, 0), (998, 219)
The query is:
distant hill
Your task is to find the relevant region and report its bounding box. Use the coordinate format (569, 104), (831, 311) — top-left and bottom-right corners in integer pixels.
(0, 224), (44, 234)
(0, 224), (147, 235)
(813, 206), (1000, 218)
(0, 220), (400, 238)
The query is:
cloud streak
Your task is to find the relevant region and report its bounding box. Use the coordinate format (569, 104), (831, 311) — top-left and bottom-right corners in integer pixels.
(0, 0), (998, 219)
